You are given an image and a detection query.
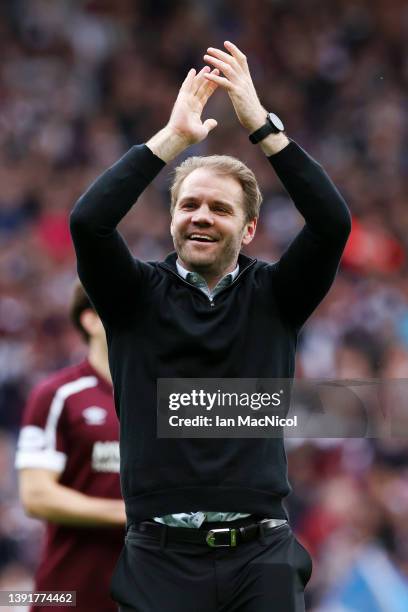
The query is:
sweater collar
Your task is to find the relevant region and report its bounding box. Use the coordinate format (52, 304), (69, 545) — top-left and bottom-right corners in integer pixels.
(162, 251), (256, 275)
(176, 259), (240, 282)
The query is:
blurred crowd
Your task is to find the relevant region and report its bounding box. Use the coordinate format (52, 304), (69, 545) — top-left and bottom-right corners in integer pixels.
(1, 0), (408, 609)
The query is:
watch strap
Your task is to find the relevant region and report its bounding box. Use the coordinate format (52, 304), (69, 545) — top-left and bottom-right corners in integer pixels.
(249, 123), (277, 144)
(249, 113), (284, 144)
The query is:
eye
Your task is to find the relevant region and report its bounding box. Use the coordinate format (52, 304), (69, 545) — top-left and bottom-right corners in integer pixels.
(181, 202), (196, 210)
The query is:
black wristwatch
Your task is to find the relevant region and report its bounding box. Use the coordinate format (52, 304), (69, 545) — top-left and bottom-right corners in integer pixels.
(249, 112), (285, 144)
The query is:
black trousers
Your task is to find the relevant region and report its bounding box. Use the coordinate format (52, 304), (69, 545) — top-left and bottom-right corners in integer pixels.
(111, 521), (312, 612)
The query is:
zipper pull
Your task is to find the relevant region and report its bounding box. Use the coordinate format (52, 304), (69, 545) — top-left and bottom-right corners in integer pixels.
(210, 300), (215, 308)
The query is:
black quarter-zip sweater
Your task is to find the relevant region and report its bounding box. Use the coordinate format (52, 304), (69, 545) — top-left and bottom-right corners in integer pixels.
(70, 141), (351, 523)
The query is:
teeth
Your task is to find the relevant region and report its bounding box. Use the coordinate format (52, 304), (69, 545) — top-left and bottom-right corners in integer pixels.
(190, 234), (215, 242)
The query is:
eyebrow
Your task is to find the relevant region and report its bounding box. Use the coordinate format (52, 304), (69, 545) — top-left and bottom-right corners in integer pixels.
(178, 196), (234, 208)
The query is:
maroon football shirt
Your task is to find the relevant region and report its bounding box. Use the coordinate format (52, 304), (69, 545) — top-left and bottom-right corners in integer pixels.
(15, 360), (124, 612)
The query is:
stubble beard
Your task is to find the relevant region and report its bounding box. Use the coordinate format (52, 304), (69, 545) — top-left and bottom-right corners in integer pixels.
(173, 233), (241, 277)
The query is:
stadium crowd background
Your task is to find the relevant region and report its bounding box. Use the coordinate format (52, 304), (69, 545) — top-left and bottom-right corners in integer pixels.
(1, 0), (408, 609)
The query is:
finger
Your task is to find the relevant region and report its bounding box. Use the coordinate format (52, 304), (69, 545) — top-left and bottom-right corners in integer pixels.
(203, 118), (218, 133)
(203, 72), (233, 91)
(196, 68), (219, 102)
(180, 68), (196, 91)
(203, 54), (234, 78)
(223, 40), (247, 65)
(192, 66), (211, 94)
(206, 46), (238, 67)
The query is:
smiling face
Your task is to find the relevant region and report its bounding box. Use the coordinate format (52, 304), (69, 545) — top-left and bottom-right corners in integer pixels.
(170, 168), (257, 280)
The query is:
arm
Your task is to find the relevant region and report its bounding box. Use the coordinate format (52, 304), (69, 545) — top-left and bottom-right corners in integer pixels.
(19, 469), (126, 527)
(70, 67), (219, 324)
(16, 381), (125, 527)
(70, 144), (165, 325)
(266, 142), (351, 327)
(204, 42), (351, 327)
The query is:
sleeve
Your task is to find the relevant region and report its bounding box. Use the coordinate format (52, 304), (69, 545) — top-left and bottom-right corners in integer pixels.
(267, 141), (352, 329)
(15, 382), (68, 473)
(70, 144), (166, 325)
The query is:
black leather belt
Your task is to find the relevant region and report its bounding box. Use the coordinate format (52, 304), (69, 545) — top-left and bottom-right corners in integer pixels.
(132, 518), (288, 548)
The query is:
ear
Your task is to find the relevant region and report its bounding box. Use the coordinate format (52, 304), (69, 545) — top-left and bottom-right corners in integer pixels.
(79, 309), (99, 337)
(242, 218), (257, 246)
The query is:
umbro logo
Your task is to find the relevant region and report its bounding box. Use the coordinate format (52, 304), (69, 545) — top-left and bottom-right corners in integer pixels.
(83, 406), (107, 425)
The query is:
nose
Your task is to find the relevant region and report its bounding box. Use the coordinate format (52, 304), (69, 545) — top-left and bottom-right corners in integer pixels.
(191, 204), (214, 226)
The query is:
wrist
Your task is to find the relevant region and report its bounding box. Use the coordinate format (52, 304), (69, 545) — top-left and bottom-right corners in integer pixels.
(245, 108), (268, 134)
(146, 125), (191, 163)
(247, 110), (289, 155)
(259, 132), (290, 156)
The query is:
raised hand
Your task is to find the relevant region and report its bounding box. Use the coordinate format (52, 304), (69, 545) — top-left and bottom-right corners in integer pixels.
(203, 41), (267, 133)
(167, 66), (220, 145)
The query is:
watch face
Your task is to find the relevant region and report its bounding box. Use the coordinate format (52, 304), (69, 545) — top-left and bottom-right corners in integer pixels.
(267, 112), (284, 132)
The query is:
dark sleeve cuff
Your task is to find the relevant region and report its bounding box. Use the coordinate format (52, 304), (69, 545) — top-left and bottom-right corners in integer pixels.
(123, 144), (167, 182)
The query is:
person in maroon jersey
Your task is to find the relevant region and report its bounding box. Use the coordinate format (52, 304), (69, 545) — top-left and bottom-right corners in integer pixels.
(15, 282), (126, 612)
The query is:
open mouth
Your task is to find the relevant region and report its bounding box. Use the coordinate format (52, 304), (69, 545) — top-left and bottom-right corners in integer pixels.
(188, 234), (218, 243)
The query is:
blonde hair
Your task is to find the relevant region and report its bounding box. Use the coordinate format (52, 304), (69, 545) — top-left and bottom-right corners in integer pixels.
(170, 155), (262, 222)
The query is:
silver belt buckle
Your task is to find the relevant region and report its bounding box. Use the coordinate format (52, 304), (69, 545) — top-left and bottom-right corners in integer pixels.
(206, 527), (237, 547)
(262, 518), (287, 528)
